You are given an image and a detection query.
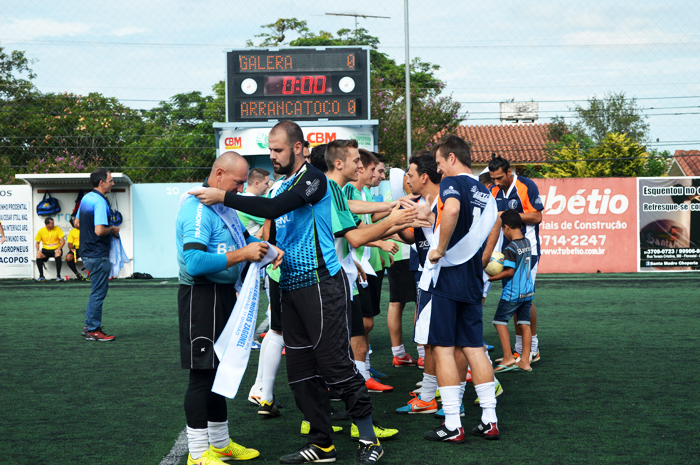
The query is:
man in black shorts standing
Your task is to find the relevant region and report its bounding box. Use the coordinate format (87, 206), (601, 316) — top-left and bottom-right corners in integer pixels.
(189, 121), (411, 465)
(177, 152), (274, 464)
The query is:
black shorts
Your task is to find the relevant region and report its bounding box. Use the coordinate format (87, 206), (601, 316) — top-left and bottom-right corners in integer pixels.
(350, 284), (372, 336)
(39, 248), (61, 259)
(366, 269), (384, 317)
(388, 259), (417, 304)
(268, 277), (282, 332)
(178, 282), (237, 370)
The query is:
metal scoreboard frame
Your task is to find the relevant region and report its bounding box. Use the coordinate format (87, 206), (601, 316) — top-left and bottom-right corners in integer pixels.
(225, 46), (371, 123)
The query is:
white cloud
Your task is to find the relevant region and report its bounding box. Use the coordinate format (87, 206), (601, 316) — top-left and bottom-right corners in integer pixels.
(0, 18), (91, 41)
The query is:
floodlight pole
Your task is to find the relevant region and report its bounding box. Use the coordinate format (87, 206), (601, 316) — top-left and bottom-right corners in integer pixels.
(404, 0), (411, 168)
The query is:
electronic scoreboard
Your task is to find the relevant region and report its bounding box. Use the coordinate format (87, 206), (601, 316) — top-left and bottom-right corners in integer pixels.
(226, 48), (369, 122)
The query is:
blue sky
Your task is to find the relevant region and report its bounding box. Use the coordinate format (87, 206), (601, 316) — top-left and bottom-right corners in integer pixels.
(2, 0), (700, 156)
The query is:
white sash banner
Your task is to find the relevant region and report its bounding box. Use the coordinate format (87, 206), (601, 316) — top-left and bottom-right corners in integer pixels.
(212, 244), (278, 398)
(419, 193), (497, 292)
(389, 168), (406, 206)
(340, 250), (359, 299)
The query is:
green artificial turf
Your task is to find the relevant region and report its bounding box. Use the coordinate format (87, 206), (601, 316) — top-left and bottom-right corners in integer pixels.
(1, 273), (699, 465)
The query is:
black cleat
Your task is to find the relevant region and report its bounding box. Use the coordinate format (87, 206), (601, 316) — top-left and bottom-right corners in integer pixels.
(354, 439), (383, 465)
(471, 420), (500, 440)
(258, 400), (281, 418)
(279, 443), (337, 464)
(424, 424), (466, 443)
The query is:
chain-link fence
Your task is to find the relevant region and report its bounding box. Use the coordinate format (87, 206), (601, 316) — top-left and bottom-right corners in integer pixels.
(2, 1), (699, 183)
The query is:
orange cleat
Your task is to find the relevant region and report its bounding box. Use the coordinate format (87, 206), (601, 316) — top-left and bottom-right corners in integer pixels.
(392, 353), (417, 367)
(366, 377), (394, 393)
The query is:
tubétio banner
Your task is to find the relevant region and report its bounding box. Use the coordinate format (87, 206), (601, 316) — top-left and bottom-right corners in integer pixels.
(638, 177), (700, 271)
(532, 178), (637, 273)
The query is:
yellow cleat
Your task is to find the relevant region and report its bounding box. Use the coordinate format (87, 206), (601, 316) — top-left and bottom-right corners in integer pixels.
(300, 420), (344, 436)
(350, 422), (399, 441)
(208, 439), (260, 461)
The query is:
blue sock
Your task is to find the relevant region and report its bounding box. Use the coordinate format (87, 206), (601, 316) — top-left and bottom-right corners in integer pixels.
(353, 414), (376, 440)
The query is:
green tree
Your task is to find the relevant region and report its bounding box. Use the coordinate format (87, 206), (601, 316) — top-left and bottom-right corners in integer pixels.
(569, 92), (650, 144)
(122, 82), (225, 182)
(0, 46), (37, 183)
(543, 132), (667, 178)
(0, 46), (36, 100)
(247, 19), (464, 166)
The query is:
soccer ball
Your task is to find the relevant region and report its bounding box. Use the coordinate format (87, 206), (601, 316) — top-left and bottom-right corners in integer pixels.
(485, 251), (505, 276)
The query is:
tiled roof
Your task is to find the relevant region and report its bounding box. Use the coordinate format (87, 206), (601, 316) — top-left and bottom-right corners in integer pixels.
(450, 124), (552, 164)
(673, 150), (700, 176)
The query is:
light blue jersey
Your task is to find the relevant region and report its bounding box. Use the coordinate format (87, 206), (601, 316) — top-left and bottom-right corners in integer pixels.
(177, 195), (254, 285)
(501, 238), (535, 303)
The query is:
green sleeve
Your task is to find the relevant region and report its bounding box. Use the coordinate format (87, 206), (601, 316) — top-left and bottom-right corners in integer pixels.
(382, 188), (408, 262)
(362, 187), (384, 272)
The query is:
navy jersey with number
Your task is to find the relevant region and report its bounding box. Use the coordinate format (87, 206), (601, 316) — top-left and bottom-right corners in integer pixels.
(428, 174), (490, 303)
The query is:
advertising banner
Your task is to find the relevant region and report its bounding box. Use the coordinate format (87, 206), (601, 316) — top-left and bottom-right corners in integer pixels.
(218, 126), (374, 156)
(638, 177), (700, 271)
(532, 178), (637, 273)
(0, 185), (33, 277)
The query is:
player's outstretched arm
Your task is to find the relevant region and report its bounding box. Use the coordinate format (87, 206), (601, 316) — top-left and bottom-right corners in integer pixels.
(520, 211), (542, 225)
(344, 204), (417, 249)
(482, 217), (503, 268)
(348, 199), (394, 215)
(188, 187), (306, 219)
(488, 266), (515, 282)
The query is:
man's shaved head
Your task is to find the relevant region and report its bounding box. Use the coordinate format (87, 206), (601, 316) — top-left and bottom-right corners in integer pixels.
(210, 151), (249, 193)
(212, 151), (246, 172)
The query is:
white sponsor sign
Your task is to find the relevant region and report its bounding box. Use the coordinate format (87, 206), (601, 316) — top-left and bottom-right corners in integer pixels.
(219, 126), (374, 156)
(0, 185), (33, 276)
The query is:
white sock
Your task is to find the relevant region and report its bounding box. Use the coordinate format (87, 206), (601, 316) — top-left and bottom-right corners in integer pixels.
(391, 344), (406, 358)
(261, 331), (284, 403)
(186, 426), (209, 459)
(421, 374), (437, 402)
(417, 345), (425, 359)
(253, 329), (270, 387)
(207, 420), (229, 449)
(439, 385), (462, 431)
(515, 335), (523, 355)
(532, 334), (539, 354)
(355, 360), (369, 381)
(474, 382), (498, 424)
(365, 352), (371, 379)
(459, 381), (466, 403)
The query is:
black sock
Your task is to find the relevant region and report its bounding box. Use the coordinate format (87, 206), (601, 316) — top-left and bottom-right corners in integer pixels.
(66, 258), (79, 276)
(37, 259), (45, 278)
(55, 257), (62, 276)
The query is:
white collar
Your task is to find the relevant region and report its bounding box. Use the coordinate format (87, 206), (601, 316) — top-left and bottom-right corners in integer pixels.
(505, 174), (519, 197)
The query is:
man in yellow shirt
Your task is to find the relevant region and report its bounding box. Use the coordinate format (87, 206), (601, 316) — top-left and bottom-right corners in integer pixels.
(35, 217), (65, 282)
(65, 216), (85, 280)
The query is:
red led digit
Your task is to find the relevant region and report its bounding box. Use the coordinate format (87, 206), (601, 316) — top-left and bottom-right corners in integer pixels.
(300, 76), (313, 94)
(347, 54), (355, 68)
(348, 101), (356, 114)
(282, 76), (294, 95)
(314, 76), (326, 94)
